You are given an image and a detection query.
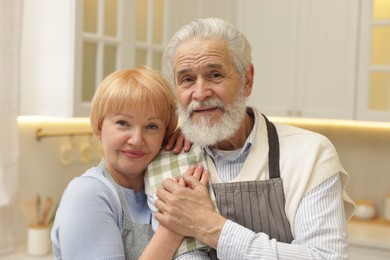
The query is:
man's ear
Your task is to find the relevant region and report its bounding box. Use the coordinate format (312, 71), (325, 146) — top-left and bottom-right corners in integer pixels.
(244, 64), (254, 97)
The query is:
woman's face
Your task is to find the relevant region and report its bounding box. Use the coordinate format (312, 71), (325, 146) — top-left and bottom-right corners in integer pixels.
(97, 105), (166, 190)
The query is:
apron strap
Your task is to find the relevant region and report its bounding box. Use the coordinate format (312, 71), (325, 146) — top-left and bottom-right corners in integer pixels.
(263, 114), (280, 179)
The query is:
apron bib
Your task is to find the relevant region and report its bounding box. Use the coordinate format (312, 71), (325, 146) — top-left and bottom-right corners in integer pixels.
(102, 163), (153, 260)
(209, 115), (293, 259)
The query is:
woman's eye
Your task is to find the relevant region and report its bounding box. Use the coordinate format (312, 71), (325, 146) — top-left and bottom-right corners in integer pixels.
(116, 120), (129, 127)
(146, 124), (159, 130)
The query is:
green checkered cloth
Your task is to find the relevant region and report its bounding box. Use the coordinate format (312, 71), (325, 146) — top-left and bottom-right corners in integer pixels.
(145, 145), (218, 257)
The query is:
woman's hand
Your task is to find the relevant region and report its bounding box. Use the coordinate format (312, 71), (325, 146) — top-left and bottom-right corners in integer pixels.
(164, 127), (192, 154)
(176, 164), (209, 187)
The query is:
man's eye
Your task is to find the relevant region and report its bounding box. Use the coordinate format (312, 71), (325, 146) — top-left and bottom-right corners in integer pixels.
(116, 120), (129, 127)
(210, 72), (223, 79)
(183, 77), (194, 82)
(178, 76), (194, 86)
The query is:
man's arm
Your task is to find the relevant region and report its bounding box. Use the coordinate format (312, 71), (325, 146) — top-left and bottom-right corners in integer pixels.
(156, 174), (348, 259)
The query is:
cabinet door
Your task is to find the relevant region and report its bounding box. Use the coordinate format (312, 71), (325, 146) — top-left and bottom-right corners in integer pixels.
(74, 0), (135, 116)
(238, 0), (358, 119)
(357, 0), (390, 122)
(20, 0), (135, 117)
(237, 0), (296, 117)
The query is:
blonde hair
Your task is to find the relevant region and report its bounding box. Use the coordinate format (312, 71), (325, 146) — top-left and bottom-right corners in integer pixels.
(90, 66), (178, 145)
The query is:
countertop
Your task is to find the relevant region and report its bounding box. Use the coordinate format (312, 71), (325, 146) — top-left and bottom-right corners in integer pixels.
(1, 219), (389, 259)
(348, 217), (390, 250)
(0, 246), (52, 260)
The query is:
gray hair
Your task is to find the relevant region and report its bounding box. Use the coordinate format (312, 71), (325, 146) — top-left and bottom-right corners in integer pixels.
(163, 17), (252, 87)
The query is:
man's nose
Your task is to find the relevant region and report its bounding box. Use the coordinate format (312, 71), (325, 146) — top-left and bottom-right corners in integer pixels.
(192, 78), (212, 101)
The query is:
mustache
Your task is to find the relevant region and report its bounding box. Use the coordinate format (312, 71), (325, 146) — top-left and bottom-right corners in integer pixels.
(187, 99), (226, 116)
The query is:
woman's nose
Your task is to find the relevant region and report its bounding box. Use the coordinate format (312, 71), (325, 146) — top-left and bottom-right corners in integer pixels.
(127, 129), (144, 146)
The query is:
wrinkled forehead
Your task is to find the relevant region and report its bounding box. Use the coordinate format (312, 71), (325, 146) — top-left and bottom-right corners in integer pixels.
(173, 38), (233, 75)
(174, 39), (230, 65)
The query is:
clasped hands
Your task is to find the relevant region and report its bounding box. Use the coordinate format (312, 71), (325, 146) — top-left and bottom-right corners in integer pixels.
(155, 165), (226, 249)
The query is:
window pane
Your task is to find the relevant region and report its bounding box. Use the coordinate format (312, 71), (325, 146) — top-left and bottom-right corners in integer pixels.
(104, 45), (117, 78)
(135, 49), (147, 67)
(152, 51), (162, 70)
(371, 27), (390, 65)
(153, 0), (164, 44)
(104, 0), (117, 36)
(136, 0), (147, 41)
(84, 0), (98, 33)
(82, 42), (97, 102)
(373, 0), (390, 20)
(369, 72), (390, 110)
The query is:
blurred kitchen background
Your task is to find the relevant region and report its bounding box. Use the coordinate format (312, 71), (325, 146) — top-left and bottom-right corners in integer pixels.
(1, 0), (390, 259)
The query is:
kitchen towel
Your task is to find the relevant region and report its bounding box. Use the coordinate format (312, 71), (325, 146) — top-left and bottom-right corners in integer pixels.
(145, 145), (219, 257)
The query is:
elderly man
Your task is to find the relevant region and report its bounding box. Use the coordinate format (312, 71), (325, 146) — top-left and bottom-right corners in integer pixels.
(153, 17), (355, 259)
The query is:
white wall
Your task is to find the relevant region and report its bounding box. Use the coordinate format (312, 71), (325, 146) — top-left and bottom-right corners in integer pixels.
(13, 118), (100, 246)
(20, 0), (75, 116)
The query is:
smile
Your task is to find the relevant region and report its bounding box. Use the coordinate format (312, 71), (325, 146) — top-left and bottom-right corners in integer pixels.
(122, 150), (145, 159)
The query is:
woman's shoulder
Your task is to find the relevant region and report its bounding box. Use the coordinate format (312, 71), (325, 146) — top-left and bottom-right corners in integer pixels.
(60, 166), (121, 212)
(67, 166), (111, 193)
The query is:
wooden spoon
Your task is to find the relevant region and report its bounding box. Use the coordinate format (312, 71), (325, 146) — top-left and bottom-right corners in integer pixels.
(19, 195), (40, 226)
(38, 197), (53, 225)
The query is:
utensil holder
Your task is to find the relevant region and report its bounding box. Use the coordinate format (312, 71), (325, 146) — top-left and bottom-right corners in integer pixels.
(27, 225), (51, 256)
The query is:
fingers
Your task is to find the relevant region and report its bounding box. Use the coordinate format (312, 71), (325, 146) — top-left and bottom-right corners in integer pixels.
(192, 164), (204, 181)
(164, 128), (180, 151)
(158, 178), (177, 198)
(199, 169), (210, 186)
(182, 174), (203, 190)
(179, 165), (196, 186)
(164, 128), (192, 154)
(183, 138), (192, 152)
(172, 131), (185, 154)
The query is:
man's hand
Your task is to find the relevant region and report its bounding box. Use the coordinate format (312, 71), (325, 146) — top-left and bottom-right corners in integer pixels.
(164, 127), (192, 154)
(155, 166), (226, 248)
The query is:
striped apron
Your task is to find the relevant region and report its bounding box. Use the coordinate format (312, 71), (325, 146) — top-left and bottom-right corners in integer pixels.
(209, 115), (294, 259)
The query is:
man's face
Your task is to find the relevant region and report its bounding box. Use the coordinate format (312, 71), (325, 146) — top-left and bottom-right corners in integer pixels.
(173, 38), (250, 146)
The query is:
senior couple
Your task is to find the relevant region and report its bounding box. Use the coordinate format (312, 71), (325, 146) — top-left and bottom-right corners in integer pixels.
(52, 17), (355, 259)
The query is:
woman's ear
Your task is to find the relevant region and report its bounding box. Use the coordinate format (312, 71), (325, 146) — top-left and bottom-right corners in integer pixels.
(95, 125), (102, 140)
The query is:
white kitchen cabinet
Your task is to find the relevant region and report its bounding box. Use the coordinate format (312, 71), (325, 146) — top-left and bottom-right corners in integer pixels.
(237, 0), (359, 119)
(356, 0), (390, 122)
(19, 0), (237, 117)
(20, 0), (134, 117)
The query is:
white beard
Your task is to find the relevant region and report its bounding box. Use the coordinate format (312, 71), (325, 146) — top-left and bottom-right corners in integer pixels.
(178, 91), (247, 147)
